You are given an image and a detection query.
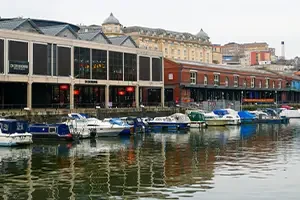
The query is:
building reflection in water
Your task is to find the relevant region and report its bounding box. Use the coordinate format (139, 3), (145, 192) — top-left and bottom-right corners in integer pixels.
(0, 122), (297, 199)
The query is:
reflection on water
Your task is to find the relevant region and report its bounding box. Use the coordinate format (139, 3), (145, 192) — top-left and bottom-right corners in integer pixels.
(0, 121), (300, 199)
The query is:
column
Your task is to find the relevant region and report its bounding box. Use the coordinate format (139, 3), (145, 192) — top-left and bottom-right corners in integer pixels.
(28, 42), (33, 76)
(150, 57), (152, 81)
(135, 85), (139, 108)
(161, 87), (165, 107)
(105, 85), (109, 108)
(27, 82), (32, 110)
(70, 84), (74, 110)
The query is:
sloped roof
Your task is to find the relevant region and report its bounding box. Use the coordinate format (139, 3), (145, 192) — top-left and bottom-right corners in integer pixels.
(0, 18), (43, 34)
(39, 24), (77, 37)
(103, 13), (121, 25)
(78, 30), (111, 43)
(109, 35), (138, 48)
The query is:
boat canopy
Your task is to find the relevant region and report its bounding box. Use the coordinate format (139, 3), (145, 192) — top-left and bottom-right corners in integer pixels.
(0, 119), (29, 134)
(238, 111), (256, 119)
(213, 109), (229, 116)
(188, 112), (205, 122)
(170, 113), (191, 123)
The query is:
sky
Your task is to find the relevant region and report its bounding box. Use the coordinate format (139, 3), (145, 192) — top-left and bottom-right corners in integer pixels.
(1, 0), (299, 58)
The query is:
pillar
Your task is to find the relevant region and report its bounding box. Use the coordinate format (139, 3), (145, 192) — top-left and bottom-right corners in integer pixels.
(105, 85), (109, 108)
(161, 87), (165, 107)
(27, 83), (32, 110)
(135, 85), (139, 108)
(70, 84), (74, 110)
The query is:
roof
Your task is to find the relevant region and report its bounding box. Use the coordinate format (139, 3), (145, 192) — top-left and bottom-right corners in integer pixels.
(123, 26), (209, 42)
(102, 13), (121, 25)
(78, 31), (111, 43)
(171, 59), (278, 75)
(0, 18), (43, 34)
(109, 35), (138, 47)
(39, 25), (77, 37)
(196, 29), (209, 40)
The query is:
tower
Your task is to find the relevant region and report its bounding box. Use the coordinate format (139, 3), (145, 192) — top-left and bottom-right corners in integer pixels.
(280, 41), (285, 60)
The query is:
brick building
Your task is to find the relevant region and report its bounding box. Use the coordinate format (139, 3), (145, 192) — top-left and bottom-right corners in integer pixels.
(164, 59), (300, 104)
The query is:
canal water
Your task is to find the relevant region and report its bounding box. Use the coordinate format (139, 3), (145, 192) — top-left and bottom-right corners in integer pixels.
(0, 120), (300, 199)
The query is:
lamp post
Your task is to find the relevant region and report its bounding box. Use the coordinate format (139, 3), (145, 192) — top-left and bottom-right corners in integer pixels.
(241, 91), (244, 111)
(275, 90), (278, 109)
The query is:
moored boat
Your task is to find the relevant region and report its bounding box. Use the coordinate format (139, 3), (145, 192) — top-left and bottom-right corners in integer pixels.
(28, 123), (74, 140)
(0, 119), (33, 146)
(204, 113), (228, 126)
(148, 113), (190, 131)
(186, 110), (207, 128)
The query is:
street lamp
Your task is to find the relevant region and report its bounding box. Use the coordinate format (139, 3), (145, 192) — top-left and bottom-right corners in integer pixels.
(241, 91), (244, 111)
(275, 90), (278, 109)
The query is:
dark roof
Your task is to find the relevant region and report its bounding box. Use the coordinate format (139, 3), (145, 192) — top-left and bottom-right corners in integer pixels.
(78, 31), (111, 43)
(102, 13), (121, 25)
(109, 35), (138, 48)
(0, 18), (43, 34)
(0, 18), (80, 32)
(39, 25), (77, 37)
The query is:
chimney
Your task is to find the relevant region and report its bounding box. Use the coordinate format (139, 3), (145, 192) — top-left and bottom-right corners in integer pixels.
(281, 41), (285, 60)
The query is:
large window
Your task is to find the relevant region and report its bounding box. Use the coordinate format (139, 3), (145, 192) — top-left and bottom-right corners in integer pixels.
(139, 56), (150, 81)
(124, 53), (137, 81)
(234, 76), (239, 87)
(214, 74), (220, 86)
(0, 39), (3, 73)
(278, 80), (282, 89)
(33, 43), (51, 75)
(251, 77), (255, 88)
(92, 49), (107, 80)
(8, 41), (28, 74)
(225, 77), (229, 87)
(152, 57), (162, 81)
(74, 47), (90, 79)
(57, 46), (71, 76)
(265, 78), (269, 88)
(204, 75), (208, 85)
(259, 80), (262, 88)
(109, 51), (123, 80)
(190, 71), (197, 84)
(243, 79), (247, 87)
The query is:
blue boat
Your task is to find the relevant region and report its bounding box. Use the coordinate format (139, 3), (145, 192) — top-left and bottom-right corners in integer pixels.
(238, 111), (257, 124)
(148, 113), (190, 132)
(120, 117), (149, 133)
(28, 123), (74, 140)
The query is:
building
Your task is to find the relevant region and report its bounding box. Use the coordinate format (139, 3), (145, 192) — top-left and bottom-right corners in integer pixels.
(212, 44), (222, 64)
(222, 42), (272, 65)
(0, 18), (164, 109)
(164, 59), (300, 104)
(81, 13), (213, 63)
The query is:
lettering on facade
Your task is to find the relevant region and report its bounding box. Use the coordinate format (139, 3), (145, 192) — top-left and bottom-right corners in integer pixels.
(243, 98), (274, 103)
(85, 80), (98, 84)
(9, 61), (29, 74)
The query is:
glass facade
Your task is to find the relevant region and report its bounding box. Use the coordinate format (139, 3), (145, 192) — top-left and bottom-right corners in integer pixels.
(92, 49), (107, 80)
(57, 46), (71, 76)
(109, 51), (123, 80)
(0, 39), (3, 73)
(74, 47), (90, 79)
(124, 53), (137, 81)
(33, 43), (51, 75)
(139, 56), (150, 81)
(74, 85), (105, 108)
(152, 57), (162, 81)
(8, 41), (29, 74)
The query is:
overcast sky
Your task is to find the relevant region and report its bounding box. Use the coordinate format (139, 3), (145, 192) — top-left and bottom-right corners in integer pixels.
(1, 0), (299, 58)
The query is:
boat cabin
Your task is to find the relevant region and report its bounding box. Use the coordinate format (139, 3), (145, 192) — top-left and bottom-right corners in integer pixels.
(28, 123), (73, 139)
(0, 119), (29, 134)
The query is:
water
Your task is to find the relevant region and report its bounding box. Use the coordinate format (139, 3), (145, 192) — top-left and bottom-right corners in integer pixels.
(0, 120), (300, 200)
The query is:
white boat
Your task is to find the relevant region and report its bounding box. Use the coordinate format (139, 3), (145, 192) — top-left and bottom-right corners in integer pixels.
(213, 109), (241, 125)
(279, 108), (300, 118)
(0, 119), (32, 147)
(148, 113), (190, 130)
(86, 118), (125, 137)
(204, 113), (228, 126)
(65, 118), (91, 139)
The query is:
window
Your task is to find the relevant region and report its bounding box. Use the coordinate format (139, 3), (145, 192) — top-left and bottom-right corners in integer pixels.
(8, 40), (29, 74)
(190, 72), (197, 84)
(139, 56), (150, 81)
(225, 77), (229, 87)
(92, 49), (107, 80)
(259, 80), (262, 88)
(177, 49), (180, 55)
(109, 51), (123, 80)
(152, 57), (162, 81)
(0, 39), (4, 73)
(204, 75), (208, 85)
(171, 49), (174, 54)
(214, 74), (220, 86)
(272, 81), (275, 89)
(168, 73), (173, 80)
(184, 49), (187, 56)
(33, 43), (50, 75)
(200, 52), (203, 57)
(243, 79), (247, 87)
(74, 47), (90, 79)
(234, 76), (239, 87)
(251, 77), (255, 88)
(57, 46), (71, 76)
(124, 53), (137, 81)
(278, 81), (282, 89)
(49, 127), (56, 133)
(265, 78), (269, 88)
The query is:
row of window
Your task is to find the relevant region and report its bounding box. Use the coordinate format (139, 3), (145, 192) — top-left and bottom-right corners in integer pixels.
(189, 72), (283, 89)
(0, 40), (162, 81)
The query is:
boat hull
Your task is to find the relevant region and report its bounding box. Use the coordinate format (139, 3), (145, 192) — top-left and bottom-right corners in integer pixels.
(0, 133), (32, 147)
(90, 127), (123, 137)
(189, 121), (207, 128)
(205, 120), (227, 126)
